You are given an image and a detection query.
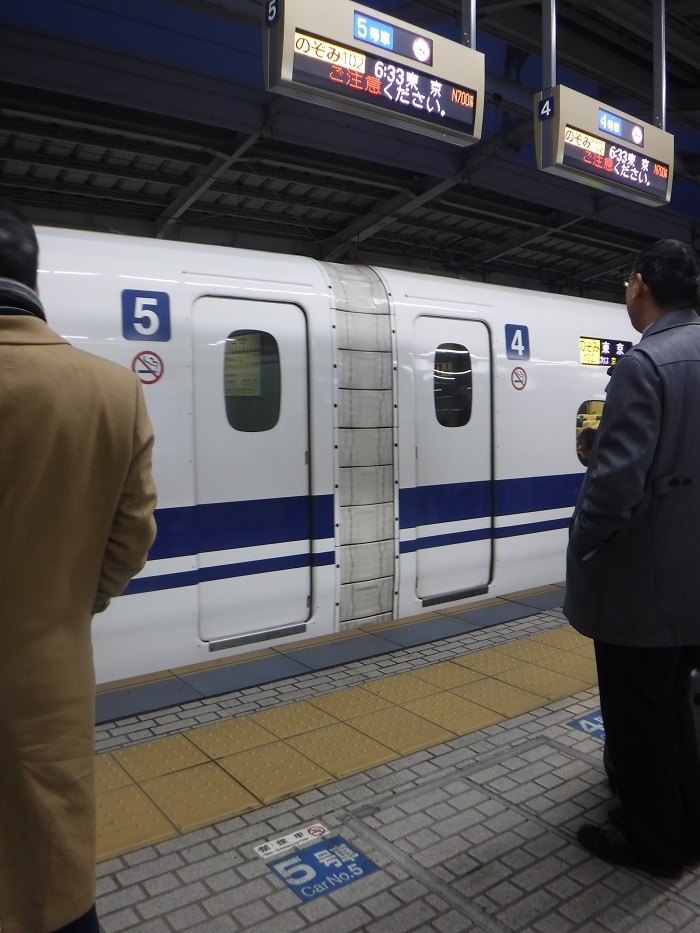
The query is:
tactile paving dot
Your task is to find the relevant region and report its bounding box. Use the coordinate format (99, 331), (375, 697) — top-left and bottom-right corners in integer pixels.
(348, 705), (456, 755)
(186, 716), (277, 758)
(404, 692), (504, 735)
(307, 685), (395, 719)
(219, 741), (333, 804)
(361, 672), (443, 704)
(451, 677), (547, 717)
(412, 660), (486, 689)
(451, 648), (524, 675)
(495, 663), (590, 701)
(250, 701), (339, 738)
(287, 723), (398, 778)
(95, 753), (133, 794)
(140, 762), (259, 832)
(97, 785), (177, 861)
(113, 732), (209, 782)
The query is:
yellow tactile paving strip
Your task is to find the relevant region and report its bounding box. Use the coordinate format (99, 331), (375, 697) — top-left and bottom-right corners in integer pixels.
(95, 622), (598, 861)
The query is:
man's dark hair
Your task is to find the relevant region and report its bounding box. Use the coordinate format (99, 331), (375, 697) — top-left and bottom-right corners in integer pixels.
(632, 238), (700, 310)
(0, 200), (39, 289)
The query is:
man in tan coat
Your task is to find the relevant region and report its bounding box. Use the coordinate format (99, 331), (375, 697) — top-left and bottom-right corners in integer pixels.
(0, 202), (157, 933)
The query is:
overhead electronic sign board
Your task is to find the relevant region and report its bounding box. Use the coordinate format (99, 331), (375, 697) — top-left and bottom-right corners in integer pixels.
(534, 85), (674, 206)
(263, 0), (485, 145)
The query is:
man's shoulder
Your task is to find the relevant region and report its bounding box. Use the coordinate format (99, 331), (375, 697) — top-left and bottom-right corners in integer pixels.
(637, 314), (700, 366)
(61, 341), (140, 388)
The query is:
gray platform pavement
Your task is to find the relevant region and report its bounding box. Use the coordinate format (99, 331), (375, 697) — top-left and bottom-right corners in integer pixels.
(92, 611), (700, 933)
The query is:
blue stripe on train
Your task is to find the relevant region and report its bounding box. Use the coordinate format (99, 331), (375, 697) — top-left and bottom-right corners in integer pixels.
(128, 474), (582, 594)
(125, 550), (335, 595)
(148, 493), (335, 561)
(400, 517), (571, 553)
(399, 473), (583, 529)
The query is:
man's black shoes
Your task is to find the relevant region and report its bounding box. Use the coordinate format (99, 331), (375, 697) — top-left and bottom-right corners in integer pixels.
(577, 824), (684, 879)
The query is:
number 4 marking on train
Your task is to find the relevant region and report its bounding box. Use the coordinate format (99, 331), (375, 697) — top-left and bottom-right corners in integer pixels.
(538, 96), (555, 120)
(505, 324), (530, 360)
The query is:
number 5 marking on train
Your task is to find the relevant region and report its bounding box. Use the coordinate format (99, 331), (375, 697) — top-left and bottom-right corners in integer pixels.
(122, 290), (171, 341)
(505, 324), (530, 360)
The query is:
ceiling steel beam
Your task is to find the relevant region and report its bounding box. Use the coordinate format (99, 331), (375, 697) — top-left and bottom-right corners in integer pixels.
(155, 132), (259, 238)
(470, 213), (581, 264)
(321, 117), (532, 261)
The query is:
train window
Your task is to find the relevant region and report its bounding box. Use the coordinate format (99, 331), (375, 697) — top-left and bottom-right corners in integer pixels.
(223, 330), (280, 432)
(434, 343), (472, 428)
(576, 399), (604, 465)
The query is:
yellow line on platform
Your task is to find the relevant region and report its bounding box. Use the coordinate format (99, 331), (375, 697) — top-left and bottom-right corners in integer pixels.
(96, 625), (596, 861)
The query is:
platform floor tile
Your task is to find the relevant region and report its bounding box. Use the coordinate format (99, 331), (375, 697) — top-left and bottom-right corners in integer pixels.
(404, 691), (505, 734)
(531, 651), (599, 683)
(451, 676), (548, 717)
(495, 662), (592, 700)
(533, 626), (595, 656)
(112, 732), (209, 782)
(499, 638), (580, 666)
(287, 722), (398, 777)
(411, 659), (487, 689)
(140, 761), (259, 832)
(306, 684), (395, 719)
(219, 741), (334, 804)
(532, 625), (593, 651)
(94, 753), (133, 794)
(361, 670), (444, 703)
(249, 699), (339, 738)
(96, 784), (177, 861)
(185, 715), (277, 758)
(452, 645), (527, 675)
(347, 704), (456, 755)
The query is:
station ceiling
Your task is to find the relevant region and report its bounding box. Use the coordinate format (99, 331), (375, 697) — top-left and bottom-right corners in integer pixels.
(1, 0), (699, 302)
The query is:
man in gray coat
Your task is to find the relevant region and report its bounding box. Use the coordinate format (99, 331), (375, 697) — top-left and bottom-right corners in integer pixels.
(565, 238), (700, 878)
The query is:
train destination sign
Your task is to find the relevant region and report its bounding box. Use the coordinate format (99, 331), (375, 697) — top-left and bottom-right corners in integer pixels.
(264, 0), (485, 145)
(579, 336), (633, 367)
(535, 86), (674, 206)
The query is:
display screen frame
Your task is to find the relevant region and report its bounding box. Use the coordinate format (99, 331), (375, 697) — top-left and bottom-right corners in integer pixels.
(264, 0), (485, 145)
(534, 85), (674, 206)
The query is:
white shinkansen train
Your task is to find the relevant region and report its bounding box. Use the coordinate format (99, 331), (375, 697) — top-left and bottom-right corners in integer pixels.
(35, 227), (635, 685)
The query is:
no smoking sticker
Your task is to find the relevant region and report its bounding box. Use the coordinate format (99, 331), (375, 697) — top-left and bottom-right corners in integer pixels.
(132, 351), (164, 384)
(511, 367), (527, 390)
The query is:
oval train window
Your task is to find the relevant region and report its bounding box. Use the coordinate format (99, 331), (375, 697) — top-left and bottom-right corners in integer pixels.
(434, 343), (472, 428)
(223, 330), (281, 432)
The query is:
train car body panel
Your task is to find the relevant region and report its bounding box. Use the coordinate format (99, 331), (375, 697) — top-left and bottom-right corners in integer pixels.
(412, 315), (493, 605)
(191, 296), (313, 646)
(33, 227), (636, 684)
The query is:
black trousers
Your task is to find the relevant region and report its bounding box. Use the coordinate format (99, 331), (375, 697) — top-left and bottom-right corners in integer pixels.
(595, 640), (700, 868)
(52, 905), (99, 933)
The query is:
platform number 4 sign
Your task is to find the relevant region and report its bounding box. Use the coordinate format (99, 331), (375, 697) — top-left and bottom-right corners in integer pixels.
(538, 96), (555, 120)
(505, 324), (530, 361)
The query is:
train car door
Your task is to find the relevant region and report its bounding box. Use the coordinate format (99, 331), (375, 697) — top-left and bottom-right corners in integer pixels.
(192, 298), (311, 648)
(413, 317), (493, 604)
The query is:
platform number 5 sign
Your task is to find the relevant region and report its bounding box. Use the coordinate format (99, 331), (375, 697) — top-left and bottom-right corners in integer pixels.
(122, 290), (171, 342)
(265, 0), (280, 26)
(505, 324), (530, 361)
